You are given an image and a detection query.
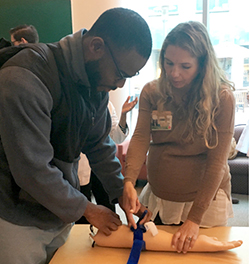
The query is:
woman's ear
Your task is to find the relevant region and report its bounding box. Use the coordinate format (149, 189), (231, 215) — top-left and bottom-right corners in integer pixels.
(88, 37), (105, 60)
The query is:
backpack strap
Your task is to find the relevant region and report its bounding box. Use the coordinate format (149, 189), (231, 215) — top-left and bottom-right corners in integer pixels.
(0, 45), (23, 67)
(0, 38), (11, 49)
(0, 43), (62, 114)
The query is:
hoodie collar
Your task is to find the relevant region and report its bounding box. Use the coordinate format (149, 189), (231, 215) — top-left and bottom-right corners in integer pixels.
(59, 29), (90, 88)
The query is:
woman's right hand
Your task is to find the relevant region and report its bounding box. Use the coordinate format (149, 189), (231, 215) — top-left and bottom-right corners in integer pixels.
(121, 181), (141, 229)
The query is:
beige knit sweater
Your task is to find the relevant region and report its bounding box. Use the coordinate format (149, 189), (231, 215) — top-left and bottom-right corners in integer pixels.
(124, 80), (235, 224)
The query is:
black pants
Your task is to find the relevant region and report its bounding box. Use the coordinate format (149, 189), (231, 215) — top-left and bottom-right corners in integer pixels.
(154, 212), (183, 226)
(75, 171), (115, 224)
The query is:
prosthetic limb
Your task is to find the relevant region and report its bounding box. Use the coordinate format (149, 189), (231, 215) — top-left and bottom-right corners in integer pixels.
(90, 224), (243, 252)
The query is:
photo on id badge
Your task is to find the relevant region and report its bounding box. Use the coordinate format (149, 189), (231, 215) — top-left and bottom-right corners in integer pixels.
(151, 110), (172, 130)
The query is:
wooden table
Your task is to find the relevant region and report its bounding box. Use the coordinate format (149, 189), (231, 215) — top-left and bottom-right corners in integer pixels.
(50, 225), (249, 264)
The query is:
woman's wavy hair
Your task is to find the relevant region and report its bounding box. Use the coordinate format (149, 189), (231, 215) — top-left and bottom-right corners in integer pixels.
(157, 21), (234, 148)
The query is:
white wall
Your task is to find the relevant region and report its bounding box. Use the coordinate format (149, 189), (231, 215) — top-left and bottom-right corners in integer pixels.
(70, 0), (129, 117)
(71, 0), (122, 32)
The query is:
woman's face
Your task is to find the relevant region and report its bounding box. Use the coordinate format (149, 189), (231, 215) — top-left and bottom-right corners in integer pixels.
(164, 45), (199, 90)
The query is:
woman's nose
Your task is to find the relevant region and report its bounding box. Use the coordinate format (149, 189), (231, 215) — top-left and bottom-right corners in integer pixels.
(171, 66), (180, 78)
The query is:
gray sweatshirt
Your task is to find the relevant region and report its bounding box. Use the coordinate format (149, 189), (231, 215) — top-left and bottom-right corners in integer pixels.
(0, 29), (124, 230)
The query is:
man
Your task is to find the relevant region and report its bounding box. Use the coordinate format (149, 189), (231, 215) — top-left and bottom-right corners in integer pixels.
(0, 8), (152, 264)
(9, 24), (39, 45)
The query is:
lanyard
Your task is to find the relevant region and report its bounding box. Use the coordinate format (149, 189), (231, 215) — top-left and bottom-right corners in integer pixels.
(127, 210), (147, 264)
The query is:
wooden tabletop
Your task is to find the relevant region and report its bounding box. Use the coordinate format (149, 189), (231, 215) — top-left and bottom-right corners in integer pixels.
(49, 225), (249, 264)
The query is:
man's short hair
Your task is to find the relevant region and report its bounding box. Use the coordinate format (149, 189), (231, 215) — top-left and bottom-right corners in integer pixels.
(88, 8), (152, 60)
(9, 24), (39, 43)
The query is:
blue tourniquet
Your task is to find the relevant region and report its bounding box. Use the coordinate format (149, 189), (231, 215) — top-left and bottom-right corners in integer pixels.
(127, 210), (147, 264)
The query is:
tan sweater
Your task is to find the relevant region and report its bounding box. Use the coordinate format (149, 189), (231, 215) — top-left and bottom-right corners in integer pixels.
(125, 80), (235, 225)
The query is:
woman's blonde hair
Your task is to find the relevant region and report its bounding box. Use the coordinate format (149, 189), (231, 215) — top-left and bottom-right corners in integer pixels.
(157, 21), (234, 148)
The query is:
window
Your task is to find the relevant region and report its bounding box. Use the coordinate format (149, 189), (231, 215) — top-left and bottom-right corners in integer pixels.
(121, 0), (249, 133)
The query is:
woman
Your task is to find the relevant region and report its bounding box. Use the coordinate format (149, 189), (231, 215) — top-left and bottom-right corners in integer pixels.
(122, 21), (235, 254)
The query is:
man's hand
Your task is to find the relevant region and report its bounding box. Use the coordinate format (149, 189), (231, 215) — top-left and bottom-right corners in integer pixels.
(119, 181), (152, 229)
(83, 201), (122, 235)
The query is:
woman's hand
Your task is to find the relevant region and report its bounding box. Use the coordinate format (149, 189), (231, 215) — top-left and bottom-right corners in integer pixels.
(119, 96), (138, 128)
(134, 204), (152, 225)
(119, 181), (152, 228)
(119, 181), (141, 229)
(121, 96), (138, 115)
(171, 219), (199, 253)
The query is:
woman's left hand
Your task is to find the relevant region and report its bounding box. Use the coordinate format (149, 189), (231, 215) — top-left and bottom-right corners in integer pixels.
(171, 219), (199, 253)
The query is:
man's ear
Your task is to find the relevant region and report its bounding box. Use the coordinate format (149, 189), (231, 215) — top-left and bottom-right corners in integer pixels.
(20, 38), (28, 44)
(88, 37), (105, 60)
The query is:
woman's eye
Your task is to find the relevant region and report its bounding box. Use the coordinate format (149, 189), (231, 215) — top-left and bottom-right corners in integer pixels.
(165, 62), (173, 66)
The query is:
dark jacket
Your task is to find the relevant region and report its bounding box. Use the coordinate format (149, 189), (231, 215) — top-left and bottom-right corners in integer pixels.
(0, 30), (123, 230)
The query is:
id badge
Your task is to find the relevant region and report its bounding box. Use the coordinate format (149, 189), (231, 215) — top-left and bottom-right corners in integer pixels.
(151, 110), (172, 130)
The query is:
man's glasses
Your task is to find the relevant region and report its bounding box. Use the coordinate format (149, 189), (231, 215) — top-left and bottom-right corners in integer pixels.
(105, 42), (139, 80)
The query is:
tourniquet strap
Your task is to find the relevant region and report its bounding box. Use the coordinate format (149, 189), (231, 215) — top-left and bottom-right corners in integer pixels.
(127, 238), (145, 264)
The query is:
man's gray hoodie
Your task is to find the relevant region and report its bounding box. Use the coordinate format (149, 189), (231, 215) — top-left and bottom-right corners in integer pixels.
(0, 29), (124, 230)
